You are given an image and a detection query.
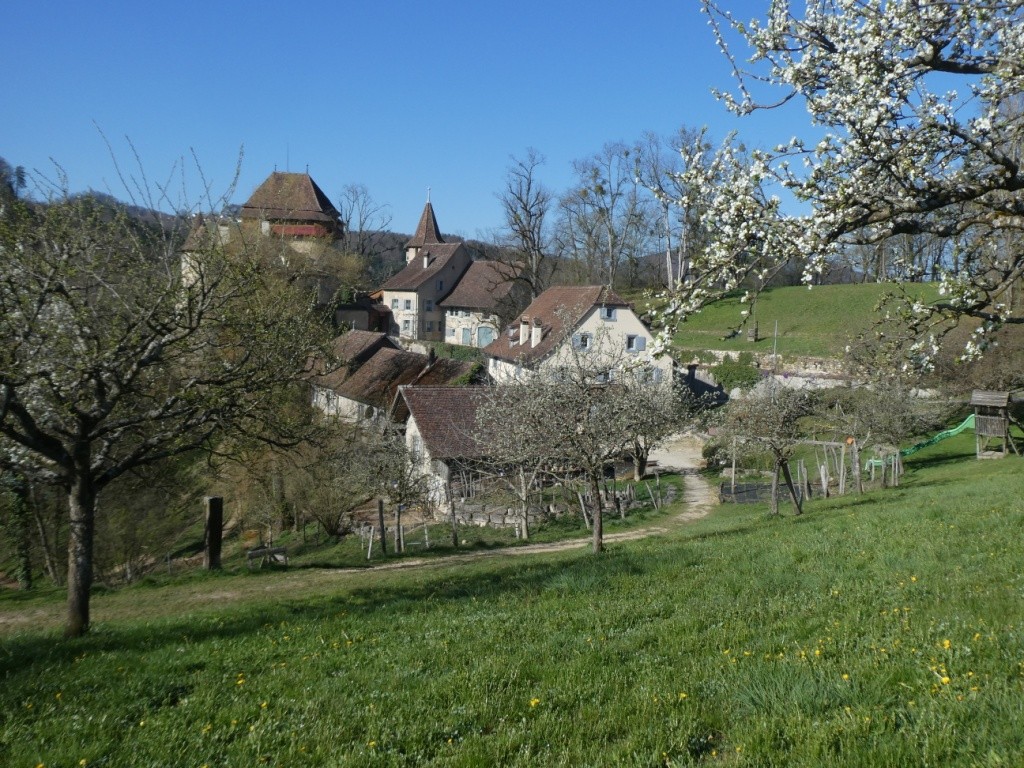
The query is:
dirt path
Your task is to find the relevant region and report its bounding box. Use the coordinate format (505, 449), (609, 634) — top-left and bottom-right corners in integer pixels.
(324, 434), (716, 574)
(0, 437), (717, 634)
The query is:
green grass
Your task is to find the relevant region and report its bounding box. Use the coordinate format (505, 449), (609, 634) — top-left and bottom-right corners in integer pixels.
(655, 283), (940, 359)
(2, 439), (1023, 766)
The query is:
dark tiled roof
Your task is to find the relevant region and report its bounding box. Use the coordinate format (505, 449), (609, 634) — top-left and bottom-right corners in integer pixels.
(240, 172), (340, 225)
(333, 349), (480, 414)
(334, 349), (430, 411)
(437, 260), (517, 310)
(400, 386), (490, 460)
(380, 242), (470, 292)
(310, 331), (399, 390)
(483, 285), (630, 364)
(405, 201), (445, 249)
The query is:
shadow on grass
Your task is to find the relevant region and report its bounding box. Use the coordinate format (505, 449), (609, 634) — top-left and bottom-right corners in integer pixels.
(0, 544), (664, 681)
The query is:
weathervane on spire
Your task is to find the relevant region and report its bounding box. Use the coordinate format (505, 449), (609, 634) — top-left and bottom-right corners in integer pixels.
(427, 186), (431, 203)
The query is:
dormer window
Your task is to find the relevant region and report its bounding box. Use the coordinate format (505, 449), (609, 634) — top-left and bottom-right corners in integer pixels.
(599, 307), (617, 321)
(437, 279), (444, 292)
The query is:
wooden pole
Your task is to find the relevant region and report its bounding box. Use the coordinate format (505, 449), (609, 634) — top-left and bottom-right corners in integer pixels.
(203, 496), (223, 571)
(366, 526), (375, 560)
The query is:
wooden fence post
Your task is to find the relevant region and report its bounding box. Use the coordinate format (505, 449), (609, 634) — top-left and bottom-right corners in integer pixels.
(203, 496), (223, 571)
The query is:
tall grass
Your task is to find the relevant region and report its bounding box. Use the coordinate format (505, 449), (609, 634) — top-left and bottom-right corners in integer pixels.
(2, 436), (1022, 766)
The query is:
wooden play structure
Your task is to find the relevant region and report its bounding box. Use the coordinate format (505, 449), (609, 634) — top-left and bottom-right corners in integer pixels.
(971, 390), (1018, 458)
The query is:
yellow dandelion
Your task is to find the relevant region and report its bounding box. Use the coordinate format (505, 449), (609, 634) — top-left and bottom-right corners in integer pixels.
(529, 697), (541, 708)
(842, 673), (850, 681)
(678, 692), (688, 700)
(261, 701), (268, 709)
(942, 639), (952, 649)
(941, 676), (951, 685)
(367, 740), (377, 748)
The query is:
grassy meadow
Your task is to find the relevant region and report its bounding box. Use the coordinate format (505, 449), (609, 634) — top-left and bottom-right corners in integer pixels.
(2, 434), (1024, 766)
(655, 283), (941, 359)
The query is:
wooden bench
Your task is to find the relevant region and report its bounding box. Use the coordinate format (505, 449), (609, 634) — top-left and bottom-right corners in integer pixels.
(246, 546), (288, 570)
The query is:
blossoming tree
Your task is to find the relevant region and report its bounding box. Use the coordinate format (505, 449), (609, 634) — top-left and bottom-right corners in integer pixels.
(654, 0), (1024, 365)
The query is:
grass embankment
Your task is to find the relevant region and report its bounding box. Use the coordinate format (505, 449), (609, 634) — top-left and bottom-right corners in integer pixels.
(2, 437), (1023, 766)
(654, 283), (940, 359)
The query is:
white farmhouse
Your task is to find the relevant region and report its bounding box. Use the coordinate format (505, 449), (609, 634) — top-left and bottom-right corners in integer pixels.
(482, 286), (672, 384)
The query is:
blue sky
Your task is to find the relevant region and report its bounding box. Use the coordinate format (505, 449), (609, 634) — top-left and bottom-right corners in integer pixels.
(3, 1), (804, 238)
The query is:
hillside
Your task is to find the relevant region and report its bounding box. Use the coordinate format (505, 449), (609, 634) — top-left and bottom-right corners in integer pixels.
(1, 436), (1023, 765)
(658, 283), (940, 359)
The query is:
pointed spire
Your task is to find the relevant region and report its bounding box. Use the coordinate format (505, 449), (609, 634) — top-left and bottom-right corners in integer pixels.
(405, 198), (445, 249)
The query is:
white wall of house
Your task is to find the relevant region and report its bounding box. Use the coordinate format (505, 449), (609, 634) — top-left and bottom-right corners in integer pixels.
(310, 385), (379, 422)
(488, 305), (672, 384)
(445, 309), (500, 347)
(405, 415), (450, 504)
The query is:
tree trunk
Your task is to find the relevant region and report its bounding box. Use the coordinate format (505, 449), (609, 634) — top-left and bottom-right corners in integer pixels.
(590, 473), (604, 554)
(377, 499), (388, 556)
(632, 440), (648, 482)
(518, 470), (530, 540)
(769, 460), (780, 516)
(446, 485), (458, 548)
(31, 494), (60, 585)
(780, 459), (803, 516)
(9, 476), (32, 590)
(65, 472), (97, 638)
(393, 506), (403, 553)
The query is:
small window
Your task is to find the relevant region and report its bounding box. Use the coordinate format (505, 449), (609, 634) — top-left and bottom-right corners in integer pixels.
(404, 299), (412, 310)
(447, 327), (456, 337)
(599, 307), (617, 321)
(391, 298), (399, 310)
(426, 299), (434, 312)
(437, 280), (444, 292)
(627, 335), (646, 352)
(426, 321), (434, 332)
(573, 333), (592, 351)
(402, 319), (411, 333)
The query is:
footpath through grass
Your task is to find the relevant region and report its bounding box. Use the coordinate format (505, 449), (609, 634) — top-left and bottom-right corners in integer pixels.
(2, 437), (1023, 766)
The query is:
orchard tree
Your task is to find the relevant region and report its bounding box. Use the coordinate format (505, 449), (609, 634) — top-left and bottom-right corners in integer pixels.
(0, 191), (331, 637)
(655, 1), (1024, 364)
(719, 385), (811, 515)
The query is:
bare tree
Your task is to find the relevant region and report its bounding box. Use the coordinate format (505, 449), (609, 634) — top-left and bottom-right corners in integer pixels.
(634, 127), (712, 289)
(479, 326), (671, 552)
(495, 149), (556, 300)
(718, 385), (811, 515)
(337, 183), (393, 264)
(556, 142), (656, 288)
(0, 190), (331, 637)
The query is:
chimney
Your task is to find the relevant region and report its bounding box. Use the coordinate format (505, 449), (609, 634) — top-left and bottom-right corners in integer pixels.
(519, 316), (530, 345)
(426, 347), (437, 367)
(531, 318), (543, 348)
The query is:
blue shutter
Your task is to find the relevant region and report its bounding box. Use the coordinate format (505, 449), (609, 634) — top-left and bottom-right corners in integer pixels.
(636, 336), (646, 352)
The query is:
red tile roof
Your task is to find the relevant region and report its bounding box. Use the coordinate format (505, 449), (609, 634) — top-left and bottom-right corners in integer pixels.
(240, 172), (340, 226)
(399, 386), (490, 460)
(405, 201), (445, 249)
(380, 242), (470, 292)
(437, 260), (517, 311)
(483, 285), (630, 365)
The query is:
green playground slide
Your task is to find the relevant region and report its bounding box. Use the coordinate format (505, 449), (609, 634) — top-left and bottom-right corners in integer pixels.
(864, 414), (976, 470)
